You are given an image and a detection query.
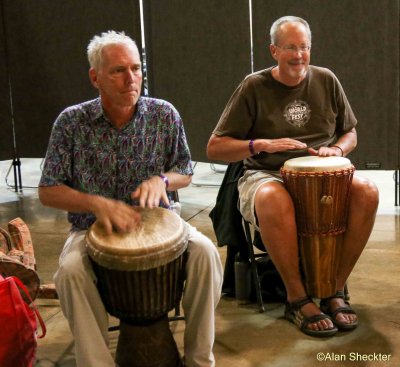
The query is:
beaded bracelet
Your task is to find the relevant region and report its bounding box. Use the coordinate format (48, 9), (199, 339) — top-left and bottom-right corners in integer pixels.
(159, 174), (169, 188)
(330, 145), (344, 157)
(249, 139), (256, 155)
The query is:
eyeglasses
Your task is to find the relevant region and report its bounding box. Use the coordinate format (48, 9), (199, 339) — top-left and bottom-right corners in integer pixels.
(276, 45), (311, 54)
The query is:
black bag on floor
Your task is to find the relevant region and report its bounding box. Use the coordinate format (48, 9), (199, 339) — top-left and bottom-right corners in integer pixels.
(249, 256), (287, 303)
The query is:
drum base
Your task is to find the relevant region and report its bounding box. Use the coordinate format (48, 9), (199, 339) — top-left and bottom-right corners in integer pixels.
(115, 315), (182, 367)
(300, 234), (342, 299)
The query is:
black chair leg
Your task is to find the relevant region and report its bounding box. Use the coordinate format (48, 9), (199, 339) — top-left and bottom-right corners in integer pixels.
(344, 283), (350, 301)
(168, 304), (185, 322)
(243, 221), (265, 313)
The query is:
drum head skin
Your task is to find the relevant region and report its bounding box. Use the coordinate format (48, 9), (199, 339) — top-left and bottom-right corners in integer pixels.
(283, 156), (352, 172)
(86, 207), (189, 271)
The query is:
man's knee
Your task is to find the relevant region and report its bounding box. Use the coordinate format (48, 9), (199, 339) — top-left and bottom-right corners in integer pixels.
(186, 228), (222, 275)
(255, 182), (294, 217)
(55, 249), (92, 287)
(188, 236), (219, 264)
(364, 180), (379, 204)
(352, 177), (379, 211)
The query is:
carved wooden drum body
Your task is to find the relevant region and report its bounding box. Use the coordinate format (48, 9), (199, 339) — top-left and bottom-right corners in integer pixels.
(85, 207), (189, 323)
(281, 156), (354, 298)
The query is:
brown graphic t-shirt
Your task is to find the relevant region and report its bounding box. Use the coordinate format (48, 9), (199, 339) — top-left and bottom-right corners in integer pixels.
(213, 65), (357, 170)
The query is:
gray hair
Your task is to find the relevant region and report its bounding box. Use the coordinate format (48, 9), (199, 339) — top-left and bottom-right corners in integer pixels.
(87, 30), (139, 70)
(270, 16), (311, 45)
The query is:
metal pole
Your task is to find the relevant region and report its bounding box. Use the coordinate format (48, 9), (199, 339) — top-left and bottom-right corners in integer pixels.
(1, 0), (22, 192)
(395, 170), (399, 206)
(248, 0), (254, 74)
(139, 0), (149, 96)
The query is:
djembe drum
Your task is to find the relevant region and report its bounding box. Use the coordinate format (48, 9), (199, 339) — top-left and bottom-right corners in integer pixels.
(280, 156), (354, 298)
(85, 207), (189, 367)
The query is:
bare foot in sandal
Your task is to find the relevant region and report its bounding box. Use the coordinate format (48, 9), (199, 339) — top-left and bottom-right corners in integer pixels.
(320, 291), (358, 330)
(300, 301), (335, 331)
(285, 296), (338, 337)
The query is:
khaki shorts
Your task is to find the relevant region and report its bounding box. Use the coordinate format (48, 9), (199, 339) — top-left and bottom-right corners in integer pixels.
(237, 170), (283, 231)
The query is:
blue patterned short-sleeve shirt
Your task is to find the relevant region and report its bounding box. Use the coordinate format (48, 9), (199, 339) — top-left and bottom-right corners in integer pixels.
(39, 97), (193, 231)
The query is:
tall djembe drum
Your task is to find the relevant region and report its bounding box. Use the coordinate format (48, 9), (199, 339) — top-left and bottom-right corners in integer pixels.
(280, 156), (354, 298)
(85, 207), (189, 367)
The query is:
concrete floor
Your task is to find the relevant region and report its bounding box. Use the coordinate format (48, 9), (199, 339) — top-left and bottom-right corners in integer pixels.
(1, 159), (399, 367)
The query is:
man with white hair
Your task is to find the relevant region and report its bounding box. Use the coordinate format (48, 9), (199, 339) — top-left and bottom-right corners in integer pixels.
(208, 16), (378, 337)
(39, 31), (222, 367)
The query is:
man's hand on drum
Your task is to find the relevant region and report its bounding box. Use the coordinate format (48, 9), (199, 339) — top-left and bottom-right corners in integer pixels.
(308, 146), (342, 157)
(257, 138), (307, 153)
(131, 176), (170, 209)
(93, 197), (141, 235)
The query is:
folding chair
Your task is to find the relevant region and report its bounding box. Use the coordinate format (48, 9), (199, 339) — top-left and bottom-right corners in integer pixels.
(242, 219), (269, 313)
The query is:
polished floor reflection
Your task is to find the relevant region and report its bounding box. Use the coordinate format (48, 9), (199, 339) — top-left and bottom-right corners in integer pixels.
(1, 159), (399, 367)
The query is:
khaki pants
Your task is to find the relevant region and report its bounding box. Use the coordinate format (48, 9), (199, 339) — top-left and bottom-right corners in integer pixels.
(54, 225), (223, 367)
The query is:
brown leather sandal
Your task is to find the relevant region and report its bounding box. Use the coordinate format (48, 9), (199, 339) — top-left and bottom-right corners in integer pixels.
(285, 296), (338, 337)
(320, 290), (359, 330)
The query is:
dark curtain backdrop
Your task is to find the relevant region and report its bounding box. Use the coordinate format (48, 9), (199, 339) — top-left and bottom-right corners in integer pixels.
(0, 0), (399, 169)
(143, 0), (251, 163)
(0, 1), (13, 160)
(252, 0), (399, 169)
(0, 0), (141, 160)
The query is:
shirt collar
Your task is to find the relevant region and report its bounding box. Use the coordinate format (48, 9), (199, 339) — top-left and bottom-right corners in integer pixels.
(135, 97), (148, 117)
(89, 96), (148, 123)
